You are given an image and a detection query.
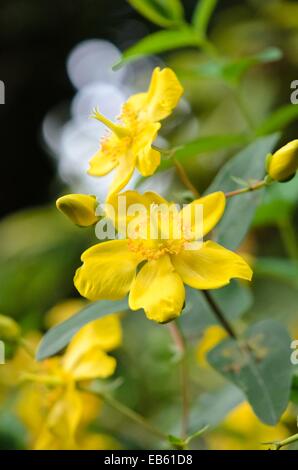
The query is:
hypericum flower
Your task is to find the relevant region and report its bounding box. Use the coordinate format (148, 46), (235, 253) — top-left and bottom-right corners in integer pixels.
(267, 140), (298, 182)
(56, 194), (99, 227)
(21, 314), (121, 449)
(74, 191), (253, 323)
(88, 67), (183, 199)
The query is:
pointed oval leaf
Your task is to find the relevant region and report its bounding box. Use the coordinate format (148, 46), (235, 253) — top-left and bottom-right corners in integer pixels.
(208, 319), (293, 425)
(37, 298), (130, 361)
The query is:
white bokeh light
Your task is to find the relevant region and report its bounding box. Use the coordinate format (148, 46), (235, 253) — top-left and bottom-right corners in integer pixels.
(67, 39), (127, 90)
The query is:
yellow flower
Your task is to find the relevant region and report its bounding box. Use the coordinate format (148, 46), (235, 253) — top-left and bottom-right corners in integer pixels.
(19, 314), (121, 449)
(56, 194), (99, 227)
(89, 67), (183, 199)
(74, 191), (253, 323)
(267, 140), (298, 182)
(206, 402), (289, 450)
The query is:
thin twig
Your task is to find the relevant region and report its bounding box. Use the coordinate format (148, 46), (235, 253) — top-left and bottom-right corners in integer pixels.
(225, 180), (266, 198)
(202, 290), (237, 339)
(174, 159), (200, 198)
(80, 386), (166, 441)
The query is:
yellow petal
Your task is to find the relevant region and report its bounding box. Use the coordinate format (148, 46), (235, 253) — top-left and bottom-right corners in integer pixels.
(34, 427), (61, 450)
(137, 147), (161, 177)
(180, 191), (226, 239)
(134, 122), (161, 176)
(47, 383), (82, 440)
(78, 433), (120, 450)
(107, 152), (136, 200)
(107, 190), (168, 236)
(129, 255), (185, 323)
(144, 67), (184, 122)
(68, 348), (116, 381)
(63, 314), (122, 370)
(74, 240), (140, 301)
(88, 135), (119, 176)
(172, 240), (253, 289)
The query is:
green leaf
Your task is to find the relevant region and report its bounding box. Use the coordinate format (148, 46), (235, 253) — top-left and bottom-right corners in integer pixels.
(37, 299), (131, 360)
(178, 48), (282, 85)
(208, 320), (293, 425)
(254, 258), (298, 289)
(128, 0), (184, 28)
(256, 104), (298, 136)
(189, 384), (244, 433)
(161, 133), (249, 169)
(206, 133), (280, 250)
(116, 28), (199, 67)
(192, 0), (218, 35)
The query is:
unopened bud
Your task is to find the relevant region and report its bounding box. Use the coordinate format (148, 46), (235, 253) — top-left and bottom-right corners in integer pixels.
(267, 140), (298, 182)
(56, 194), (99, 227)
(0, 314), (21, 342)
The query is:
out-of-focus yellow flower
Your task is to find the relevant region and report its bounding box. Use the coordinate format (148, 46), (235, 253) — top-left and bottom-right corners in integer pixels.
(197, 325), (227, 368)
(75, 191), (252, 323)
(0, 314), (21, 342)
(89, 67), (183, 199)
(56, 194), (99, 227)
(267, 140), (298, 182)
(206, 402), (290, 450)
(19, 314), (121, 449)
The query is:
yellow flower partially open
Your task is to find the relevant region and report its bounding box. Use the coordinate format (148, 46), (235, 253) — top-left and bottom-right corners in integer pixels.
(74, 191), (253, 324)
(89, 67), (183, 199)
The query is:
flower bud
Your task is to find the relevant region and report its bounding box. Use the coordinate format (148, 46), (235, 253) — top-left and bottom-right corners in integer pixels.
(267, 140), (298, 182)
(56, 194), (99, 227)
(0, 314), (21, 342)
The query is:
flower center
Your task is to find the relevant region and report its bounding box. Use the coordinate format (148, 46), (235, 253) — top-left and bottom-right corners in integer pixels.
(128, 238), (185, 261)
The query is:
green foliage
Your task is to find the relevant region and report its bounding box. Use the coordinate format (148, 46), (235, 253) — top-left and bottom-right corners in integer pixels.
(128, 0), (184, 28)
(115, 28), (199, 67)
(0, 207), (90, 325)
(206, 134), (280, 250)
(161, 133), (249, 168)
(256, 104), (298, 136)
(208, 320), (293, 425)
(192, 0), (218, 36)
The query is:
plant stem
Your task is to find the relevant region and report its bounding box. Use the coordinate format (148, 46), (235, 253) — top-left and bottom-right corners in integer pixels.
(278, 217), (298, 260)
(80, 386), (166, 441)
(203, 290), (238, 339)
(225, 179), (267, 198)
(167, 321), (189, 439)
(265, 433), (298, 450)
(174, 159), (200, 198)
